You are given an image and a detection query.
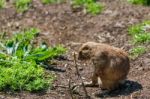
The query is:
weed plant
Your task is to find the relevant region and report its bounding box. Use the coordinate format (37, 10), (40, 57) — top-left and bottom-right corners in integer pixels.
(42, 0), (64, 4)
(72, 0), (103, 15)
(0, 28), (66, 92)
(128, 21), (150, 44)
(0, 0), (5, 9)
(128, 21), (150, 59)
(129, 46), (146, 59)
(14, 0), (32, 12)
(128, 0), (150, 6)
(85, 2), (103, 15)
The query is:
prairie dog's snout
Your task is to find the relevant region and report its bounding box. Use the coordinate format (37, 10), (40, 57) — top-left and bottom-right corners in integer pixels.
(78, 50), (84, 60)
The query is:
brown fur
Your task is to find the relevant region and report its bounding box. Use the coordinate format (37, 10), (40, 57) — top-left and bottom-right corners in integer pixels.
(78, 42), (130, 90)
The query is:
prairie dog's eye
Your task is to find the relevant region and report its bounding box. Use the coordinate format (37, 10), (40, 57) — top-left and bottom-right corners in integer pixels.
(82, 46), (90, 50)
(81, 44), (91, 50)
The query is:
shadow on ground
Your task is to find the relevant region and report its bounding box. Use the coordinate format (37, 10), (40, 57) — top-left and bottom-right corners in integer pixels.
(95, 80), (142, 98)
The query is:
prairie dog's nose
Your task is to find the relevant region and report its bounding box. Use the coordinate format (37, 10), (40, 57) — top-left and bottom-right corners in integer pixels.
(78, 51), (82, 60)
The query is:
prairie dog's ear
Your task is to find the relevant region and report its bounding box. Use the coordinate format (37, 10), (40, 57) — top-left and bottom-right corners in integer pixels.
(81, 44), (92, 50)
(81, 48), (90, 54)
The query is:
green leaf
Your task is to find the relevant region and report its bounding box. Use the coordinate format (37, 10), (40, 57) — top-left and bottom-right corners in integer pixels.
(85, 2), (103, 15)
(0, 0), (5, 9)
(15, 0), (32, 12)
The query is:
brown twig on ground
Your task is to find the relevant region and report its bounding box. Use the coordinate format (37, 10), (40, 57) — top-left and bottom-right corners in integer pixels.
(54, 85), (68, 88)
(68, 78), (74, 99)
(73, 52), (90, 99)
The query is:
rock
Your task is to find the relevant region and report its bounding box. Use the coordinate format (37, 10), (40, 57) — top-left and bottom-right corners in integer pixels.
(67, 42), (82, 47)
(104, 10), (113, 15)
(114, 22), (125, 28)
(143, 58), (150, 65)
(138, 67), (144, 71)
(78, 67), (83, 71)
(0, 95), (5, 99)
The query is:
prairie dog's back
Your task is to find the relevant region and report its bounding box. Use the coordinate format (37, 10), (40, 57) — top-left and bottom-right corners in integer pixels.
(91, 43), (128, 58)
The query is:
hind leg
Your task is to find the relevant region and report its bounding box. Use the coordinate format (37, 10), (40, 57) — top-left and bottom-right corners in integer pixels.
(100, 79), (119, 90)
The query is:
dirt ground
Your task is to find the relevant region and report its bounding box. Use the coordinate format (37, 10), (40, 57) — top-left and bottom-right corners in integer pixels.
(0, 0), (150, 99)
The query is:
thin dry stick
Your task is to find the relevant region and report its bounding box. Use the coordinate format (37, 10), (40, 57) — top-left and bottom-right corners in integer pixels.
(68, 78), (74, 99)
(73, 52), (90, 99)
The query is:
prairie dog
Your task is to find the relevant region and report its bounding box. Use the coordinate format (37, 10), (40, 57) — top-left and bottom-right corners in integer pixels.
(78, 42), (130, 90)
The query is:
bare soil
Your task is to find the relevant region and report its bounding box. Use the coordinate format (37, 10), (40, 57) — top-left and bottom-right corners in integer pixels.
(0, 0), (150, 99)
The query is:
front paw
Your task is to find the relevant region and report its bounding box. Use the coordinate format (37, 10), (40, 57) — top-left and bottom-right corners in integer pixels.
(82, 81), (99, 87)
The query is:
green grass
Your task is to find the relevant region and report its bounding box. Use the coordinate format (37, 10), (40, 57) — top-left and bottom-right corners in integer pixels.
(0, 58), (54, 91)
(85, 2), (103, 15)
(127, 0), (150, 6)
(129, 46), (146, 59)
(128, 21), (150, 44)
(14, 0), (32, 12)
(42, 0), (64, 4)
(0, 28), (66, 92)
(72, 0), (93, 6)
(128, 21), (150, 59)
(72, 0), (103, 15)
(132, 33), (150, 44)
(0, 0), (5, 9)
